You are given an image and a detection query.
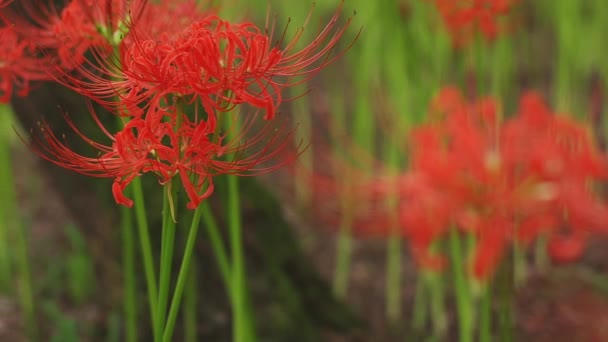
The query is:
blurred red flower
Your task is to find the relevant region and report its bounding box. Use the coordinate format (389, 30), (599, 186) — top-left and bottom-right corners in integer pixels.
(0, 25), (51, 102)
(309, 87), (608, 280)
(433, 0), (517, 46)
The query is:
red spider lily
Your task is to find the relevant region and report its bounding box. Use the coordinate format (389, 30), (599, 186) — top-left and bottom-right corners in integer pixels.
(433, 0), (516, 46)
(29, 102), (297, 209)
(0, 0), (12, 8)
(64, 2), (354, 119)
(5, 0), (148, 70)
(45, 0), (214, 107)
(308, 87), (608, 280)
(404, 88), (608, 279)
(0, 25), (51, 102)
(129, 0), (216, 41)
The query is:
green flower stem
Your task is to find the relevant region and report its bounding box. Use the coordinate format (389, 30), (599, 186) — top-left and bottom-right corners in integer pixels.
(108, 52), (155, 340)
(386, 235), (401, 323)
(497, 259), (514, 342)
(449, 229), (473, 342)
(162, 201), (203, 342)
(226, 174), (247, 342)
(411, 275), (428, 331)
(292, 87), (313, 208)
(479, 283), (492, 342)
(554, 0), (576, 113)
(184, 260), (198, 342)
(534, 235), (549, 272)
(121, 205), (137, 342)
(201, 202), (231, 289)
(202, 184), (259, 340)
(221, 109), (255, 342)
(0, 105), (36, 339)
(0, 136), (15, 291)
(333, 216), (353, 298)
(156, 182), (178, 341)
(491, 36), (513, 100)
(385, 148), (403, 325)
(329, 90), (352, 300)
(513, 240), (527, 288)
(0, 115), (13, 291)
(427, 271), (447, 339)
(15, 217), (37, 341)
(131, 177), (158, 334)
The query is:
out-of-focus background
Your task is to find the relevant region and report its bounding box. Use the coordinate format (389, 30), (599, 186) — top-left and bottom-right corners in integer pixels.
(2, 0), (608, 341)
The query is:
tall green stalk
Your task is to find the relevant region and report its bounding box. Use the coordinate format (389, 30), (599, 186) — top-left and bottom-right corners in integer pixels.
(411, 275), (428, 331)
(479, 283), (492, 342)
(385, 235), (401, 323)
(292, 87), (313, 210)
(497, 256), (514, 342)
(131, 176), (159, 335)
(427, 271), (447, 339)
(384, 137), (404, 325)
(183, 259), (198, 342)
(113, 112), (157, 339)
(223, 115), (254, 342)
(162, 202), (203, 342)
(226, 173), (247, 342)
(0, 144), (12, 292)
(108, 38), (157, 340)
(201, 202), (231, 289)
(121, 205), (137, 342)
(0, 105), (37, 340)
(333, 214), (353, 298)
(449, 229), (474, 342)
(156, 182), (178, 341)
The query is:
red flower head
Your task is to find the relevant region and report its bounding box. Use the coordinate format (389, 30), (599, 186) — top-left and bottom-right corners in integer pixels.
(406, 88), (608, 279)
(0, 25), (51, 102)
(433, 0), (517, 47)
(71, 2), (354, 120)
(314, 87), (608, 281)
(29, 101), (296, 209)
(6, 0), (148, 70)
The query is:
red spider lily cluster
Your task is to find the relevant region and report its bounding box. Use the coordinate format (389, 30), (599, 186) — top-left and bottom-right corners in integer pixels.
(2, 0), (351, 209)
(0, 25), (51, 102)
(433, 0), (517, 46)
(311, 87), (608, 280)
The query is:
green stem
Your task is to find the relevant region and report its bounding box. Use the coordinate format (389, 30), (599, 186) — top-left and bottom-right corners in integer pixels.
(427, 271), (447, 339)
(292, 87), (313, 209)
(131, 177), (158, 333)
(226, 174), (247, 342)
(184, 259), (198, 342)
(534, 235), (549, 272)
(162, 202), (203, 342)
(386, 235), (401, 323)
(156, 183), (177, 341)
(121, 205), (137, 342)
(201, 202), (231, 290)
(15, 220), (37, 341)
(479, 283), (492, 342)
(449, 229), (473, 342)
(411, 275), (428, 331)
(333, 222), (352, 298)
(0, 150), (12, 292)
(0, 105), (36, 340)
(201, 202), (257, 339)
(497, 258), (514, 342)
(513, 240), (527, 288)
